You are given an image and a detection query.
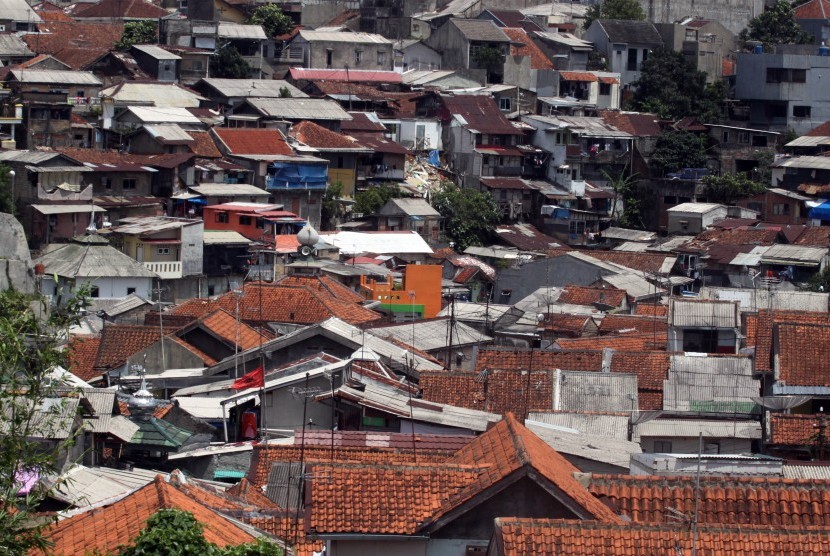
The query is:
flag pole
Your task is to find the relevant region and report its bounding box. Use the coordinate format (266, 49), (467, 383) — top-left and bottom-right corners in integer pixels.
(259, 253), (266, 442)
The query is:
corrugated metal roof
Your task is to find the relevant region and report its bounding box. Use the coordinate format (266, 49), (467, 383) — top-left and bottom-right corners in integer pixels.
(124, 106), (202, 124)
(670, 355), (753, 377)
(557, 371), (639, 413)
(144, 124), (194, 143)
(760, 243), (828, 265)
(217, 22), (267, 40)
(0, 33), (34, 56)
(0, 150), (65, 164)
(109, 216), (200, 235)
(786, 136), (830, 147)
(35, 241), (158, 279)
(101, 82), (204, 108)
(10, 69), (101, 85)
(527, 411), (629, 439)
(32, 204), (105, 215)
(534, 31), (593, 50)
(775, 155), (830, 169)
(602, 273), (664, 300)
(190, 183), (269, 197)
(173, 396), (225, 420)
(668, 298), (740, 328)
(47, 465), (142, 508)
(699, 286), (830, 312)
(245, 97), (352, 120)
(0, 0), (42, 23)
(663, 359), (760, 413)
(298, 30), (392, 43)
(199, 78), (307, 98)
(450, 18), (511, 42)
(369, 319), (492, 352)
(523, 114), (631, 138)
(525, 419), (640, 469)
(104, 293), (151, 317)
(1, 396), (80, 439)
(131, 44), (181, 60)
(602, 227), (656, 242)
(783, 464), (830, 479)
(635, 418), (761, 439)
(202, 230), (253, 246)
(666, 202), (725, 214)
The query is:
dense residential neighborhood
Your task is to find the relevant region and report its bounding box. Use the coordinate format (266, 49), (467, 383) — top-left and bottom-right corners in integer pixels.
(5, 0), (830, 554)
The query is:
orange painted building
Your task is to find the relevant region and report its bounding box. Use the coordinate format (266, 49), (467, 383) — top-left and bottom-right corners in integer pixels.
(360, 264), (442, 318)
(202, 202), (306, 241)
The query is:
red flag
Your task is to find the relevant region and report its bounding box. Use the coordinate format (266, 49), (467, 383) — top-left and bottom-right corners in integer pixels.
(231, 365), (264, 390)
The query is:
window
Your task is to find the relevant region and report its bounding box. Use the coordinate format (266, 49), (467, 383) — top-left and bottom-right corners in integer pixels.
(30, 108), (48, 120)
(215, 212), (229, 223)
(599, 82), (611, 95)
(569, 220), (585, 235)
(239, 215), (252, 226)
(773, 203), (790, 215)
(794, 105), (812, 118)
(163, 63), (171, 71)
(256, 218), (265, 229)
(767, 103), (787, 119)
(104, 178), (112, 189)
(326, 49), (333, 67)
(747, 202), (763, 213)
(157, 247), (170, 255)
(626, 48), (638, 71)
(377, 51), (386, 65)
(766, 68), (807, 83)
(653, 441), (672, 453)
(498, 97), (512, 111)
(354, 49), (363, 64)
(122, 178), (136, 190)
(76, 90), (84, 97)
(127, 287), (136, 295)
(722, 131), (729, 142)
(642, 48), (649, 62)
(90, 286), (100, 298)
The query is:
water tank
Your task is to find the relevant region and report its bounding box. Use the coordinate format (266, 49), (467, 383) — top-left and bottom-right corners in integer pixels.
(820, 42), (829, 56)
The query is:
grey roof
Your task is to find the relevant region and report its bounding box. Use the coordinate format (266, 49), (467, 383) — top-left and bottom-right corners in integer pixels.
(760, 243), (828, 265)
(602, 227), (656, 242)
(1, 396), (80, 440)
(437, 302), (512, 323)
(189, 183), (270, 197)
(378, 197), (441, 218)
(109, 216), (200, 235)
(10, 69), (101, 86)
(0, 0), (42, 23)
(533, 31), (593, 50)
(217, 22), (267, 40)
(527, 411), (630, 439)
(523, 114), (631, 138)
(131, 44), (181, 60)
(663, 356), (759, 413)
(266, 461), (303, 507)
(635, 419), (762, 439)
(35, 240), (158, 279)
(557, 371), (639, 413)
(198, 78), (307, 99)
(101, 82), (204, 108)
(32, 204), (106, 215)
(0, 33), (34, 56)
(104, 293), (152, 318)
(525, 419), (640, 470)
(329, 377), (501, 432)
(783, 464), (830, 480)
(123, 106), (202, 124)
(450, 18), (511, 42)
(369, 318), (492, 352)
(698, 286), (830, 312)
(668, 298), (740, 328)
(597, 19), (663, 45)
(47, 465), (147, 508)
(786, 136), (830, 148)
(243, 97), (353, 120)
(0, 150), (68, 164)
(601, 273), (664, 300)
(144, 124), (194, 143)
(774, 155), (830, 170)
(666, 202), (725, 214)
(298, 30), (392, 44)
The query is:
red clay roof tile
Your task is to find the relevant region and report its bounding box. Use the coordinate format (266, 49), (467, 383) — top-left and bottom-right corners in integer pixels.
(23, 21), (124, 70)
(754, 310), (830, 372)
(74, 0), (168, 18)
(289, 120), (364, 150)
(558, 285), (627, 307)
(67, 335), (103, 382)
(777, 322), (830, 387)
(212, 128), (294, 156)
(769, 413), (822, 446)
(503, 28), (554, 70)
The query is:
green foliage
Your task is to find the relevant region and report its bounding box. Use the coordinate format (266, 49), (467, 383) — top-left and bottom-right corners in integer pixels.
(278, 87), (292, 98)
(649, 131), (708, 175)
(0, 164), (14, 215)
(701, 172), (766, 203)
(0, 287), (90, 555)
(602, 168), (644, 229)
(115, 21), (157, 51)
(472, 46), (505, 71)
(586, 50), (608, 71)
(431, 182), (501, 251)
(353, 183), (404, 216)
(119, 510), (282, 556)
(739, 0), (813, 48)
(247, 4), (293, 38)
(629, 48), (724, 122)
(210, 43), (251, 79)
(807, 266), (830, 292)
(584, 0), (645, 30)
(321, 182), (343, 231)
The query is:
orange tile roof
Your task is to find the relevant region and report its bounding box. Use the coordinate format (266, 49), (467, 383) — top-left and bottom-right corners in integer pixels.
(598, 314), (668, 336)
(188, 130), (222, 158)
(41, 476), (256, 555)
(247, 515), (324, 556)
(476, 347), (603, 373)
(74, 0), (168, 18)
(754, 310), (830, 372)
(23, 21), (124, 70)
(168, 281), (380, 327)
(198, 309), (270, 350)
(794, 0), (830, 19)
(212, 128), (294, 156)
(502, 27), (554, 70)
(558, 285), (627, 307)
(445, 414), (623, 523)
(579, 250), (675, 273)
(609, 350), (670, 391)
(542, 313), (593, 335)
(224, 477), (281, 510)
(634, 303), (668, 317)
(769, 413), (822, 446)
(794, 226), (830, 246)
(588, 474), (830, 527)
(289, 120), (364, 150)
(93, 325), (162, 372)
(777, 322), (830, 387)
(689, 226), (780, 248)
(559, 71), (598, 82)
(555, 333), (667, 352)
(492, 518), (830, 555)
(276, 274), (365, 303)
(67, 335), (102, 382)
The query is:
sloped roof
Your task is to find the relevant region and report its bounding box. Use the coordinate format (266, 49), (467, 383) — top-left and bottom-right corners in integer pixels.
(93, 325), (162, 371)
(794, 226), (830, 246)
(441, 94), (520, 135)
(0, 34), (35, 57)
(1, 0), (42, 23)
(794, 0), (830, 19)
(751, 309), (830, 372)
(502, 27), (554, 70)
(596, 19), (663, 45)
(485, 9), (544, 31)
(492, 518), (830, 555)
(495, 223), (561, 251)
(41, 476), (256, 555)
(67, 336), (103, 382)
(377, 197), (441, 217)
(35, 239), (157, 280)
(769, 413), (821, 445)
(211, 128), (294, 156)
(193, 309), (270, 350)
(289, 120), (366, 151)
(23, 21), (124, 70)
(599, 110), (661, 137)
(188, 131), (222, 158)
(243, 97), (353, 121)
(558, 285), (626, 307)
(101, 81), (204, 108)
(74, 0), (168, 18)
(449, 18), (511, 42)
(777, 322), (830, 387)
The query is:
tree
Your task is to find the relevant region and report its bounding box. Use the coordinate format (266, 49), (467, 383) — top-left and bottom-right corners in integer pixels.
(353, 183), (403, 216)
(115, 20), (157, 51)
(0, 287), (89, 555)
(649, 131), (708, 175)
(321, 182), (343, 231)
(119, 509), (283, 556)
(807, 265), (830, 292)
(740, 0), (813, 48)
(431, 182), (501, 251)
(0, 164), (14, 214)
(584, 0), (645, 30)
(629, 48), (724, 122)
(602, 168), (645, 229)
(701, 172), (766, 203)
(471, 46), (505, 83)
(210, 43), (251, 79)
(247, 4), (293, 38)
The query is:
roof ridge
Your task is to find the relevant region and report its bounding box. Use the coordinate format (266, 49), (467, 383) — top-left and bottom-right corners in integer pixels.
(155, 474), (172, 508)
(505, 413), (532, 467)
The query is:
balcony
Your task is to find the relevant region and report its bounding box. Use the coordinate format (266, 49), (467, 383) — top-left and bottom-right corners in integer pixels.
(144, 261), (182, 279)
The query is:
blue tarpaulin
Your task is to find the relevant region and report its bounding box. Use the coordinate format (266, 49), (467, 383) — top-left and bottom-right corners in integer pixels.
(809, 201), (830, 220)
(428, 150), (441, 167)
(266, 162), (327, 190)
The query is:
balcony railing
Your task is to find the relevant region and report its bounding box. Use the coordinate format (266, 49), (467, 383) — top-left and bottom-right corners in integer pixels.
(144, 261), (182, 279)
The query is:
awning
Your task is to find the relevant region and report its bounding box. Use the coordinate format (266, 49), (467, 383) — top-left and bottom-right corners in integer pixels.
(809, 201), (830, 220)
